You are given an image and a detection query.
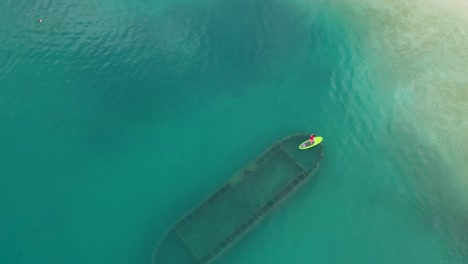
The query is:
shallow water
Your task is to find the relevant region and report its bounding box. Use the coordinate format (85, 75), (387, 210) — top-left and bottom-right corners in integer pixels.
(0, 0), (467, 263)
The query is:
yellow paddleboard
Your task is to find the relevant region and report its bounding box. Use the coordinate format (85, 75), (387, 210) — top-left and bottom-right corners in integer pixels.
(299, 136), (323, 150)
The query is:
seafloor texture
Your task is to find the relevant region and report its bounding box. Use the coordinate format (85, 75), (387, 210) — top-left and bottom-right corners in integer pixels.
(0, 0), (467, 263)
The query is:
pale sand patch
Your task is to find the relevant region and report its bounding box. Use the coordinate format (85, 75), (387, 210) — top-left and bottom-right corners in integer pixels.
(333, 0), (468, 202)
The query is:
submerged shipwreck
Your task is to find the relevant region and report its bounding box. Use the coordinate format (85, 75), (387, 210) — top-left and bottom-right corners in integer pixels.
(153, 134), (324, 264)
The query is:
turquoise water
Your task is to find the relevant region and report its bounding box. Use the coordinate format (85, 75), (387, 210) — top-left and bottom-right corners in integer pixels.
(1, 0), (467, 263)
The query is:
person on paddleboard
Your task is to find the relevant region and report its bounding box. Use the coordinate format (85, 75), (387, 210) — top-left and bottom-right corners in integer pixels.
(309, 134), (315, 145)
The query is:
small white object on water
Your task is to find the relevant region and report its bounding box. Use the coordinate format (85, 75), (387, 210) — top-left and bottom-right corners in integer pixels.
(38, 19), (42, 23)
